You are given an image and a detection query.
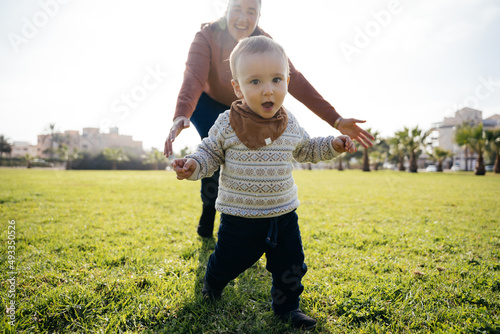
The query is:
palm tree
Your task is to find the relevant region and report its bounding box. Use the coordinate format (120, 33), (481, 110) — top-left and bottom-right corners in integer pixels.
(145, 148), (164, 170)
(369, 150), (382, 171)
(454, 123), (473, 172)
(485, 129), (500, 173)
(48, 123), (56, 160)
(362, 147), (370, 172)
(24, 154), (33, 168)
(41, 123), (66, 160)
(337, 156), (344, 171)
(179, 146), (192, 157)
(371, 138), (389, 171)
(401, 127), (430, 173)
(0, 135), (12, 157)
(361, 129), (379, 172)
(466, 124), (487, 175)
(346, 148), (362, 170)
(430, 147), (451, 172)
(103, 148), (129, 170)
(389, 130), (407, 171)
(58, 144), (81, 170)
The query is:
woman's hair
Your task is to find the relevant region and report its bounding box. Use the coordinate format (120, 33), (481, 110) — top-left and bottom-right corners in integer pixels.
(203, 0), (262, 30)
(226, 0), (262, 12)
(229, 36), (289, 79)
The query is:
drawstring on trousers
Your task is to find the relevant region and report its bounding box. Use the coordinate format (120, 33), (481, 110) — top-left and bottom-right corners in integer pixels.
(266, 218), (278, 248)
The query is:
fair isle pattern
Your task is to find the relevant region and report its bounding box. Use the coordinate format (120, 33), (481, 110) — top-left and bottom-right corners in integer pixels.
(187, 110), (340, 218)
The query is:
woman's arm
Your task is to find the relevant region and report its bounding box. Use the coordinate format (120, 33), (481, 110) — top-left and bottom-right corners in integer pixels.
(173, 30), (213, 120)
(287, 61), (374, 148)
(164, 29), (213, 157)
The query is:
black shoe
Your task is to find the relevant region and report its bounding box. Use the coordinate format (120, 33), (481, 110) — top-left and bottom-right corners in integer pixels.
(201, 278), (222, 301)
(279, 309), (317, 330)
(197, 206), (216, 238)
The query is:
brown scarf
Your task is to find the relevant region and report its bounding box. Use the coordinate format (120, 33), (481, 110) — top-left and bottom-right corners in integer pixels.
(229, 100), (288, 149)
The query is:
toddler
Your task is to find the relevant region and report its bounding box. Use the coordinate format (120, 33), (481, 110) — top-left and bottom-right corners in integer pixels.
(172, 35), (356, 330)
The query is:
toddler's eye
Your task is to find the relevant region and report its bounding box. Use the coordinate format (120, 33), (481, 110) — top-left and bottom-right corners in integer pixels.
(273, 77), (282, 83)
(251, 79), (260, 85)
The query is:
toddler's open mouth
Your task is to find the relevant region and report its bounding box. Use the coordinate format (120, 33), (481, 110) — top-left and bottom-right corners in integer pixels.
(262, 102), (274, 110)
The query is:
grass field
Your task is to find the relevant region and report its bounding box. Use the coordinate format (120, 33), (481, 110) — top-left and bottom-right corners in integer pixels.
(1, 169), (499, 333)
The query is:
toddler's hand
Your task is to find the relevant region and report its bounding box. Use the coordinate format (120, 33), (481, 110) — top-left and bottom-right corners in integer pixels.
(171, 158), (197, 180)
(332, 135), (357, 154)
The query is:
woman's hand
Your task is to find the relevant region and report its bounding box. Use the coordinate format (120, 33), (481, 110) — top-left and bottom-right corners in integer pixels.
(164, 116), (190, 157)
(337, 118), (374, 149)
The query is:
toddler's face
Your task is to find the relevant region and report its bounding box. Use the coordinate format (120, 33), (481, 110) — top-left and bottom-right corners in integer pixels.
(231, 51), (289, 119)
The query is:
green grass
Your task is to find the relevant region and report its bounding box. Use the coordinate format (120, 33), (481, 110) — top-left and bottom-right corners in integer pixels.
(1, 169), (499, 333)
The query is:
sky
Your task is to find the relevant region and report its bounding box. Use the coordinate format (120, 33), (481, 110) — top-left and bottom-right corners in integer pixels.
(1, 0), (500, 153)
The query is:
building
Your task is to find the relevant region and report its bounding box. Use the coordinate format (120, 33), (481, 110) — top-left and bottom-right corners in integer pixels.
(433, 108), (500, 169)
(484, 114), (500, 128)
(37, 127), (143, 159)
(11, 141), (38, 158)
(81, 127), (143, 155)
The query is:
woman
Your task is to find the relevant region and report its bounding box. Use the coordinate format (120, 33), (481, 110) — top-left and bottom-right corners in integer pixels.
(164, 0), (373, 238)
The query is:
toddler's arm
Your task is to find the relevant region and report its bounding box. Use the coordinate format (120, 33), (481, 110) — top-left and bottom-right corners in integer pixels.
(332, 135), (357, 154)
(172, 158), (199, 180)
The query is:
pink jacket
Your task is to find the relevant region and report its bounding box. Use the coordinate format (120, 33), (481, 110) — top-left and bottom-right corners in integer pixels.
(174, 22), (341, 128)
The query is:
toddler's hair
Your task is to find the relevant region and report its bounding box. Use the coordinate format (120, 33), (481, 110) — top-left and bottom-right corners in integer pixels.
(229, 36), (289, 80)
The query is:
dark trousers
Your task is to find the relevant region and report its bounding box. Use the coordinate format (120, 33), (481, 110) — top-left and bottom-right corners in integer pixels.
(190, 92), (229, 209)
(204, 210), (308, 315)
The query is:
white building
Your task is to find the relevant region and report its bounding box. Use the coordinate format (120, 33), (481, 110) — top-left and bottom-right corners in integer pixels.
(433, 108), (500, 170)
(11, 141), (38, 158)
(37, 127), (143, 159)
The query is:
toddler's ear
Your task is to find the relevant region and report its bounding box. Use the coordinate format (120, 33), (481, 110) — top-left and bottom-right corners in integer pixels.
(231, 79), (243, 98)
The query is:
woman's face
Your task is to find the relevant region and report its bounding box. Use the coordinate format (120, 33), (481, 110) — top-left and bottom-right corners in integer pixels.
(226, 0), (261, 41)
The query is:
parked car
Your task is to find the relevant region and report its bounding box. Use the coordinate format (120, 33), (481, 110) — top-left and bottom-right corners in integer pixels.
(32, 159), (54, 167)
(451, 163), (461, 172)
(383, 163), (396, 170)
(425, 165), (437, 172)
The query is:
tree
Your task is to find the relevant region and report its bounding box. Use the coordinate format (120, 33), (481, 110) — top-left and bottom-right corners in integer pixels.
(24, 154), (33, 168)
(58, 144), (81, 170)
(40, 123), (66, 160)
(389, 130), (407, 171)
(361, 129), (379, 172)
(370, 150), (382, 171)
(466, 124), (487, 175)
(362, 146), (370, 172)
(371, 138), (389, 171)
(0, 135), (12, 157)
(47, 123), (57, 160)
(337, 156), (344, 171)
(345, 148), (362, 170)
(179, 146), (192, 157)
(454, 123), (473, 172)
(402, 126), (430, 173)
(485, 129), (500, 173)
(430, 147), (451, 172)
(145, 148), (164, 170)
(103, 148), (129, 170)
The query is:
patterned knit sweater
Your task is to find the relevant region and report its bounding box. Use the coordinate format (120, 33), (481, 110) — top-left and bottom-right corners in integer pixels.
(186, 110), (342, 218)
